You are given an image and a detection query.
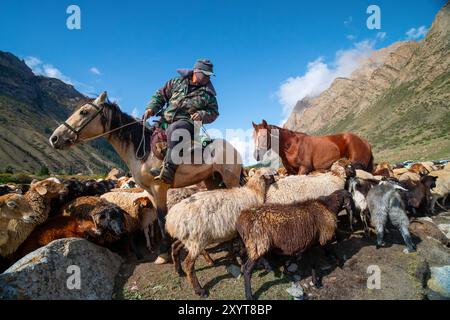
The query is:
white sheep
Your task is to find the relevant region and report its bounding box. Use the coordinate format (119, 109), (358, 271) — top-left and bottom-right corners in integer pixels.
(429, 170), (450, 213)
(266, 159), (355, 205)
(165, 168), (275, 297)
(0, 178), (67, 257)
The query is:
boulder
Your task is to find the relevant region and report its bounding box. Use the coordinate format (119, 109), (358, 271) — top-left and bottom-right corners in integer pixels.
(0, 238), (123, 300)
(427, 266), (450, 300)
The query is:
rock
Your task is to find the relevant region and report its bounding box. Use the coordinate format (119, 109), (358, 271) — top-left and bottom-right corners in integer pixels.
(410, 219), (449, 246)
(413, 259), (431, 288)
(226, 264), (242, 278)
(286, 283), (304, 300)
(0, 238), (123, 300)
(287, 263), (298, 273)
(427, 266), (450, 299)
(438, 224), (450, 240)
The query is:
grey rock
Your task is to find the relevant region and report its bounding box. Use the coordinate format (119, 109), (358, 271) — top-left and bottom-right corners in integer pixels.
(438, 224), (450, 240)
(286, 283), (304, 300)
(0, 238), (123, 300)
(427, 266), (450, 300)
(226, 264), (242, 278)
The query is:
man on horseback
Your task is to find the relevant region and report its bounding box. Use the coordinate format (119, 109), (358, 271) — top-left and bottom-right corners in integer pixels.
(143, 59), (219, 184)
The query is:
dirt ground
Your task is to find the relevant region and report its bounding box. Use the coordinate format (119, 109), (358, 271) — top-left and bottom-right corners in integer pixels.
(113, 211), (450, 300)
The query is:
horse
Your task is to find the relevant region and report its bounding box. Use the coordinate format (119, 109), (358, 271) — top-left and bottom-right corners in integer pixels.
(49, 92), (243, 264)
(252, 120), (373, 175)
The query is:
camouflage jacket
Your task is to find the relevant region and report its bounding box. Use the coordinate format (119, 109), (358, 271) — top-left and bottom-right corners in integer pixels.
(146, 70), (219, 124)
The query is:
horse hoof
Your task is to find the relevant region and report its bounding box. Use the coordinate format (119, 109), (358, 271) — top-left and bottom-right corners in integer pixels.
(154, 254), (170, 265)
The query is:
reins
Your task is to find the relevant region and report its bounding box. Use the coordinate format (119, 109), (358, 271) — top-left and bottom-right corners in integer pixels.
(61, 101), (150, 160)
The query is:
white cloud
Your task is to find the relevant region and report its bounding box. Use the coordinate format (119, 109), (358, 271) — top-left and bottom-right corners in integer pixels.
(90, 67), (101, 75)
(24, 56), (98, 95)
(131, 107), (139, 118)
(24, 56), (73, 85)
(405, 26), (428, 40)
(24, 56), (42, 69)
(346, 34), (356, 41)
(277, 40), (375, 123)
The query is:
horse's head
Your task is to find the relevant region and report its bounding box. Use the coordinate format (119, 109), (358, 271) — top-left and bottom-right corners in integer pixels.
(252, 120), (271, 162)
(49, 92), (109, 149)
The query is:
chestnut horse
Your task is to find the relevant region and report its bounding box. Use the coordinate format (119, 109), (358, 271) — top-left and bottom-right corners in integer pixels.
(253, 120), (373, 175)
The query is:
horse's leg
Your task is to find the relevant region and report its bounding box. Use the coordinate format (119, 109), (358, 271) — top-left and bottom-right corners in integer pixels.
(152, 183), (171, 264)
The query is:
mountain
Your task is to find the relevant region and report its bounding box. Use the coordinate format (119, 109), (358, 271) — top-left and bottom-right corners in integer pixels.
(0, 51), (126, 174)
(284, 2), (450, 163)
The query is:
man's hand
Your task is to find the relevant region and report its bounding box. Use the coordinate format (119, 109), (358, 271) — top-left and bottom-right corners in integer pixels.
(142, 109), (154, 121)
(191, 112), (202, 121)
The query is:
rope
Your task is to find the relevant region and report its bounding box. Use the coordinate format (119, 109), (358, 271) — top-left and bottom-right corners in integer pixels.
(78, 120), (141, 142)
(136, 119), (148, 160)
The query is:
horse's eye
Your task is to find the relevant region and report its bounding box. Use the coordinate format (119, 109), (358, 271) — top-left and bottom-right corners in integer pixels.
(80, 109), (88, 115)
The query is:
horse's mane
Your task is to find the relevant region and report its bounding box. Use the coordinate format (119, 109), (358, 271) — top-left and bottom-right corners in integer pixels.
(266, 124), (306, 136)
(104, 102), (152, 160)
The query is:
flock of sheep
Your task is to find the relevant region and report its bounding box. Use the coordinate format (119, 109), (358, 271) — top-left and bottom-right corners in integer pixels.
(0, 159), (449, 300)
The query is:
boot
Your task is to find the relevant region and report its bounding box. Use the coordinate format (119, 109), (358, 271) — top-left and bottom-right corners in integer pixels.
(150, 148), (178, 184)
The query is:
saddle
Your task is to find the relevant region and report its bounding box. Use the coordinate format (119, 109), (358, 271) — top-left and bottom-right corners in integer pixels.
(150, 126), (213, 161)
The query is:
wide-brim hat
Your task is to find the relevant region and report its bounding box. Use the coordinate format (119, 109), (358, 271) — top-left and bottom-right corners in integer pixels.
(193, 59), (215, 76)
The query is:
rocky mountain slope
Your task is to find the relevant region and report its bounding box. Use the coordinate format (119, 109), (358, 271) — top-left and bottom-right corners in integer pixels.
(0, 51), (125, 174)
(284, 3), (450, 163)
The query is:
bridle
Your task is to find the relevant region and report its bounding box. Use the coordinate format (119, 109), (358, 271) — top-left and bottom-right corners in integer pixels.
(60, 101), (148, 159)
(62, 102), (107, 139)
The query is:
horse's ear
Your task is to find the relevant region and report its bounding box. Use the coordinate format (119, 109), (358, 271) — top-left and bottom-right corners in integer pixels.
(262, 119), (268, 128)
(94, 91), (108, 105)
(252, 121), (257, 129)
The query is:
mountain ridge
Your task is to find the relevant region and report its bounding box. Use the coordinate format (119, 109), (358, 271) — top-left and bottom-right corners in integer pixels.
(284, 3), (450, 162)
(0, 51), (125, 174)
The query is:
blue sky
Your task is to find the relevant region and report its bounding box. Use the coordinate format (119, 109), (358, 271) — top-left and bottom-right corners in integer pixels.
(0, 0), (445, 164)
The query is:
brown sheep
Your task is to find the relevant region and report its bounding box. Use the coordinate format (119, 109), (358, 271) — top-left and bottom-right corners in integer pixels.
(237, 190), (353, 300)
(372, 162), (394, 177)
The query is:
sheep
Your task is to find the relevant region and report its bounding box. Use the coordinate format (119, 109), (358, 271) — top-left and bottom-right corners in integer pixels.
(0, 184), (22, 196)
(266, 159), (355, 205)
(13, 206), (129, 261)
(116, 176), (137, 189)
(347, 177), (380, 234)
(0, 194), (35, 246)
(265, 159), (355, 229)
(61, 194), (151, 259)
(0, 178), (68, 258)
(237, 190), (353, 300)
(101, 190), (156, 253)
(393, 167), (409, 178)
(428, 170), (450, 213)
(165, 168), (275, 297)
(409, 163), (430, 176)
(372, 162), (394, 177)
(366, 182), (416, 253)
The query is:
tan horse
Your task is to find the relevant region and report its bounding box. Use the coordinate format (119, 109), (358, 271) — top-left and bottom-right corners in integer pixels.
(49, 92), (243, 263)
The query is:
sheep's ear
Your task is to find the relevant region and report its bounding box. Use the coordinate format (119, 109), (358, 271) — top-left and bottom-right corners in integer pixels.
(94, 91), (107, 105)
(36, 185), (48, 196)
(6, 201), (18, 208)
(133, 197), (152, 208)
(31, 179), (39, 185)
